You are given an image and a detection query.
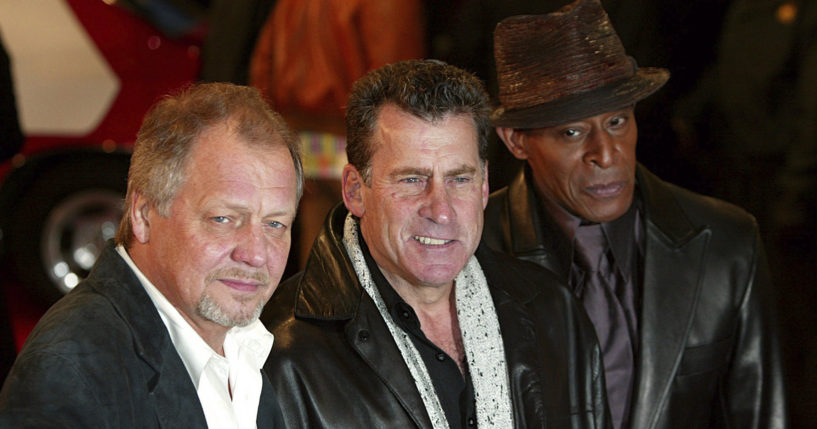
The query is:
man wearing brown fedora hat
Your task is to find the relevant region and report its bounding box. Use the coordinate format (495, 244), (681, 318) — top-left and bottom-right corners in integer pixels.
(483, 0), (788, 428)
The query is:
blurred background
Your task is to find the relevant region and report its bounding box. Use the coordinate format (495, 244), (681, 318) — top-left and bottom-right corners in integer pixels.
(1, 0), (814, 426)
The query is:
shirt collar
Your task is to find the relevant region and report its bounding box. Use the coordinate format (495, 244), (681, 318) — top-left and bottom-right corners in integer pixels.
(535, 186), (641, 280)
(114, 245), (274, 387)
(357, 232), (423, 332)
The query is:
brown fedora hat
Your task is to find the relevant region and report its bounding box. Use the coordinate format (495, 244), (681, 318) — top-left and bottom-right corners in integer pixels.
(491, 0), (669, 129)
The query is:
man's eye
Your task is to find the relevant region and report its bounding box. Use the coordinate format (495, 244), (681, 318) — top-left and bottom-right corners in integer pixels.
(452, 176), (471, 184)
(211, 216), (230, 224)
(400, 177), (422, 184)
(267, 221), (285, 229)
(609, 115), (628, 127)
(562, 128), (581, 138)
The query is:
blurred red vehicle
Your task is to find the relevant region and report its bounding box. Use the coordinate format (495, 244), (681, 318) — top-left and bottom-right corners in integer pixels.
(0, 0), (204, 347)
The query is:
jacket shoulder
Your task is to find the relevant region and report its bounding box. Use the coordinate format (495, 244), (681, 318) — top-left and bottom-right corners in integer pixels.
(478, 244), (573, 304)
(651, 175), (761, 238)
(640, 166), (760, 240)
(20, 283), (132, 359)
(262, 271), (302, 330)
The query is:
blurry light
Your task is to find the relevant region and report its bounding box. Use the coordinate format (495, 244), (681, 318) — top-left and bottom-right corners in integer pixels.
(74, 246), (98, 270)
(147, 36), (161, 50)
(102, 221), (116, 240)
(11, 153), (26, 168)
(53, 262), (69, 278)
(777, 2), (797, 25)
(64, 273), (80, 289)
(187, 45), (200, 59)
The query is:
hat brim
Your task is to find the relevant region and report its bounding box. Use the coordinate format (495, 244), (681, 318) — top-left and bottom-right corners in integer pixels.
(491, 68), (669, 129)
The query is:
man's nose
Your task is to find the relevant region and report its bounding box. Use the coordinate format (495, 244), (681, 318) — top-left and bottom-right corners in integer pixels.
(418, 180), (453, 224)
(583, 130), (618, 168)
(231, 224), (267, 267)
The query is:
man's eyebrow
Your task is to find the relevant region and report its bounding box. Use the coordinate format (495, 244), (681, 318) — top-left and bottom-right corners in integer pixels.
(388, 165), (479, 179)
(445, 165), (478, 177)
(210, 201), (295, 218)
(389, 167), (433, 178)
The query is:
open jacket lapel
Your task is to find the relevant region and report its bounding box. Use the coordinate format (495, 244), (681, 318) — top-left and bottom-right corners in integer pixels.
(90, 245), (207, 428)
(346, 302), (435, 429)
(294, 205), (434, 429)
(506, 167), (572, 278)
(629, 167), (709, 429)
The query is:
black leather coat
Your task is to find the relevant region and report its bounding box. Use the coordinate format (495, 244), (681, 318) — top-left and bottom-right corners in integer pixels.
(0, 244), (284, 428)
(262, 205), (611, 428)
(483, 165), (788, 429)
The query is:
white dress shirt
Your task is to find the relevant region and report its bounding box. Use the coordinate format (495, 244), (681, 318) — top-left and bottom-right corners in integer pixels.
(116, 246), (274, 429)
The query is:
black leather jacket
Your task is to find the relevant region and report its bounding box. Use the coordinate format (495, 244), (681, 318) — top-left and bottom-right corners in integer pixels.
(483, 165), (788, 429)
(262, 204), (611, 428)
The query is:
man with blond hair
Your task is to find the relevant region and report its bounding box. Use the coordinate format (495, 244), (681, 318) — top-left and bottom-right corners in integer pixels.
(0, 82), (303, 428)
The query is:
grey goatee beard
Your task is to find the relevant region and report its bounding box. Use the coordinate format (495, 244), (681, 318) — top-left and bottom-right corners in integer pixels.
(198, 267), (270, 327)
(197, 293), (265, 327)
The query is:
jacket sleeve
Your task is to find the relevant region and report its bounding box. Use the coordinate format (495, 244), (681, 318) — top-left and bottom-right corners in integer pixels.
(719, 232), (788, 428)
(0, 350), (109, 428)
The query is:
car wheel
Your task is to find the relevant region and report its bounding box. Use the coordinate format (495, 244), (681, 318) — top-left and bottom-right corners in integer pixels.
(5, 153), (129, 304)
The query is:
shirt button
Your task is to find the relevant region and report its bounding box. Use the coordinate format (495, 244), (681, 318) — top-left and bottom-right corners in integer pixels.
(436, 353), (446, 362)
(400, 310), (411, 319)
(358, 330), (370, 342)
(467, 417), (476, 427)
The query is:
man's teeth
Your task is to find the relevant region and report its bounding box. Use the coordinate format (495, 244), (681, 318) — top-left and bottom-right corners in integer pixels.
(414, 236), (449, 245)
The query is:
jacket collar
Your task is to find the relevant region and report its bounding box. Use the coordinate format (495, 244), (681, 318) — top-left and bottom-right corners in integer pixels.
(294, 204), (368, 320)
(505, 167), (572, 278)
(636, 166), (701, 247)
(85, 243), (209, 427)
(632, 166), (710, 429)
(507, 166), (553, 256)
(87, 244), (173, 372)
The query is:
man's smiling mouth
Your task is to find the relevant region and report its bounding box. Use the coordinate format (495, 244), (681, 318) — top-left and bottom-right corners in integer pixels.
(413, 235), (451, 245)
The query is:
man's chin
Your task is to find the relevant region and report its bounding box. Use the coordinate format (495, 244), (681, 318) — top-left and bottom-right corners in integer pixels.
(198, 295), (264, 328)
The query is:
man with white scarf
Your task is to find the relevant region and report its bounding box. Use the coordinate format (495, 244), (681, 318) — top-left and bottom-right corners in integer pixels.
(262, 60), (610, 428)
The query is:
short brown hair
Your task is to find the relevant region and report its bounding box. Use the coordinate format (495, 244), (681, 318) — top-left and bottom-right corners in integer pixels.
(115, 82), (303, 246)
(346, 60), (491, 182)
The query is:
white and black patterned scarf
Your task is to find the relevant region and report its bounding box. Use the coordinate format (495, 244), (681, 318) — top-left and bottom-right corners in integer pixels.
(342, 213), (514, 428)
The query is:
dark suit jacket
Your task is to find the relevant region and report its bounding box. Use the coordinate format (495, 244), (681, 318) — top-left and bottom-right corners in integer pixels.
(262, 204), (610, 428)
(0, 243), (283, 428)
(483, 165), (788, 429)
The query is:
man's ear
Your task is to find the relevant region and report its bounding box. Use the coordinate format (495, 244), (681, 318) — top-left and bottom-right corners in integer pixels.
(495, 126), (529, 160)
(130, 191), (152, 244)
(342, 164), (366, 217)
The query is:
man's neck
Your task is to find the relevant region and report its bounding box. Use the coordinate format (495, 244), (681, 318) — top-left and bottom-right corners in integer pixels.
(382, 270), (466, 373)
(416, 288), (466, 374)
(177, 312), (229, 356)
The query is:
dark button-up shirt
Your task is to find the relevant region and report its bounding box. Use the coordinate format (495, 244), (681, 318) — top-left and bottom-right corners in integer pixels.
(538, 188), (643, 428)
